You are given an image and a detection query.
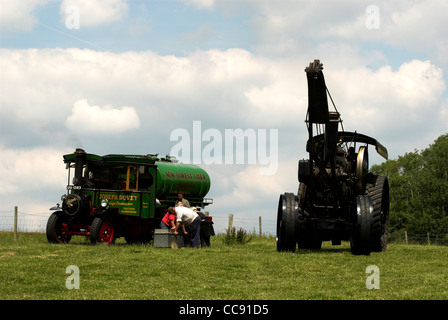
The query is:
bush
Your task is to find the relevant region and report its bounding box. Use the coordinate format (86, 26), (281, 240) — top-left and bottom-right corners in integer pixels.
(223, 227), (252, 245)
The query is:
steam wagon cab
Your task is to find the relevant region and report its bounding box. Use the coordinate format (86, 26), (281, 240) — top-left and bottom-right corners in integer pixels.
(46, 148), (213, 244)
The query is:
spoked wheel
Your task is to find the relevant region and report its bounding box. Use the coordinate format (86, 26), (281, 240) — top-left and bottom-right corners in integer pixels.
(276, 192), (298, 252)
(46, 212), (72, 244)
(365, 174), (390, 252)
(350, 195), (373, 255)
(90, 217), (117, 245)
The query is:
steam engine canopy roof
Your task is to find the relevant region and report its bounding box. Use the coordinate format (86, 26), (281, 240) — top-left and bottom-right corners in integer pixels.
(62, 150), (211, 198)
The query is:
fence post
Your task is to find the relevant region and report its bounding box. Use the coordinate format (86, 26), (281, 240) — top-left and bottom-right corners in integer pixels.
(14, 206), (18, 241)
(405, 230), (408, 245)
(228, 214), (233, 232)
(427, 232), (430, 245)
(259, 216), (262, 238)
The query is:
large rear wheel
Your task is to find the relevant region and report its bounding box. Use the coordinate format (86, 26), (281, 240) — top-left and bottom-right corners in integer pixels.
(276, 193), (298, 252)
(365, 174), (390, 252)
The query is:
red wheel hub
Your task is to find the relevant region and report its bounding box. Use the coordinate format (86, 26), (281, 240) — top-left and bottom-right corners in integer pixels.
(99, 221), (115, 244)
(56, 223), (70, 243)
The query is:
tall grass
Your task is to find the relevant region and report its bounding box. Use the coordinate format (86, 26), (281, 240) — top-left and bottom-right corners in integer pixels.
(222, 227), (252, 245)
(0, 232), (447, 300)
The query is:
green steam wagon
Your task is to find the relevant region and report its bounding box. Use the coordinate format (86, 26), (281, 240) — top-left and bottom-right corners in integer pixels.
(46, 148), (212, 244)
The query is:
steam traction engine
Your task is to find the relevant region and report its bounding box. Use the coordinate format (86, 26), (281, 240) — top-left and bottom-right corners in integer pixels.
(276, 60), (390, 255)
(46, 149), (213, 244)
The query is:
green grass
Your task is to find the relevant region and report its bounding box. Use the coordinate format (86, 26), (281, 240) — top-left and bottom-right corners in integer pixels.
(0, 232), (447, 300)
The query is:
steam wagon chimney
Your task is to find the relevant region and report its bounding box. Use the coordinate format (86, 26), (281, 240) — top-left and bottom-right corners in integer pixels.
(74, 148), (86, 188)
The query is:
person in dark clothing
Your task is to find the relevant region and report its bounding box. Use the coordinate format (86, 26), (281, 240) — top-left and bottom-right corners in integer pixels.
(171, 206), (201, 248)
(175, 193), (190, 208)
(191, 207), (215, 247)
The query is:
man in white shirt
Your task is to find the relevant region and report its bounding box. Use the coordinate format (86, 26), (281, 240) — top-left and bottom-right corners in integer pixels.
(169, 206), (201, 248)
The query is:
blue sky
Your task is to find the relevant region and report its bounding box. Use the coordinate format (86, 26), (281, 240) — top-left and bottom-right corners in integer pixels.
(2, 0), (253, 54)
(1, 0), (447, 234)
(1, 0), (436, 66)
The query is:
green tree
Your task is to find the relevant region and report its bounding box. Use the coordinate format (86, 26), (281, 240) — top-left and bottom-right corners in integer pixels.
(419, 134), (448, 234)
(371, 133), (448, 236)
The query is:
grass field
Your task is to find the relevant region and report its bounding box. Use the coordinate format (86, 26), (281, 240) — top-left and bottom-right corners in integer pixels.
(0, 232), (447, 300)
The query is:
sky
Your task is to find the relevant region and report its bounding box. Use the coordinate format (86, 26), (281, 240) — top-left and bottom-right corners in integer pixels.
(1, 0), (447, 235)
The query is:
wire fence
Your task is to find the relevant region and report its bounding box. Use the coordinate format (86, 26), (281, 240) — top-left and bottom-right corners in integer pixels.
(0, 210), (278, 236)
(388, 231), (448, 246)
(0, 210), (50, 233)
(210, 214), (277, 236)
(1, 209), (446, 245)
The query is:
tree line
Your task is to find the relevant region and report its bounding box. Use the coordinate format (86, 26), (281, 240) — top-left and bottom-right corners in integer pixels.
(371, 133), (448, 237)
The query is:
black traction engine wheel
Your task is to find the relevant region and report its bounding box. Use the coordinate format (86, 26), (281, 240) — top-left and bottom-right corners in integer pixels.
(365, 174), (390, 252)
(276, 192), (298, 252)
(350, 195), (373, 255)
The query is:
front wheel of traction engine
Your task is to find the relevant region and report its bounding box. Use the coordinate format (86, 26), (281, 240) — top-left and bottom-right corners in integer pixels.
(350, 195), (373, 255)
(46, 212), (72, 244)
(90, 216), (117, 245)
(276, 192), (298, 252)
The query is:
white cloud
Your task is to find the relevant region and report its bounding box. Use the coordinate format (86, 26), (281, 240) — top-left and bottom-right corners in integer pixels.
(65, 99), (140, 134)
(327, 60), (446, 129)
(0, 0), (48, 32)
(383, 1), (448, 51)
(206, 158), (298, 232)
(389, 60), (445, 109)
(1, 46), (445, 158)
(0, 146), (68, 196)
(60, 0), (128, 27)
(236, 0), (448, 67)
(229, 165), (289, 201)
(185, 0), (215, 10)
(0, 145), (73, 230)
(0, 0), (129, 32)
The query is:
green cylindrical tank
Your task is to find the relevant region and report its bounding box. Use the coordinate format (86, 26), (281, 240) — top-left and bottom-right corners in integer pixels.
(155, 161), (210, 199)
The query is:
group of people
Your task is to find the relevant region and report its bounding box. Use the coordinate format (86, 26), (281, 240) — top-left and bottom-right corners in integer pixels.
(160, 193), (215, 248)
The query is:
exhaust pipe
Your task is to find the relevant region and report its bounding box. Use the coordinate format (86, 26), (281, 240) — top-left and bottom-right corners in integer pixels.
(74, 148), (86, 188)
